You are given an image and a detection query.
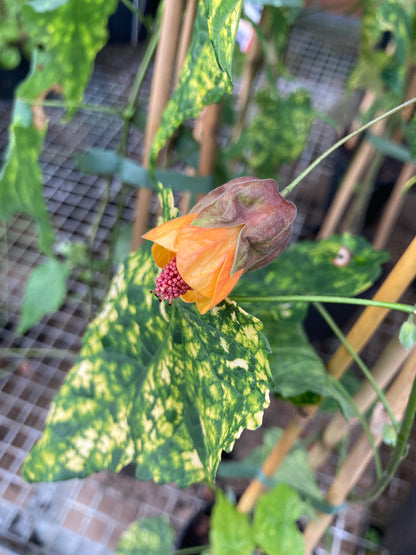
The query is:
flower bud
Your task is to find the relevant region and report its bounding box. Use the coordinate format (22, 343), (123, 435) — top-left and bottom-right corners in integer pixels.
(143, 177), (296, 314)
(190, 177), (297, 274)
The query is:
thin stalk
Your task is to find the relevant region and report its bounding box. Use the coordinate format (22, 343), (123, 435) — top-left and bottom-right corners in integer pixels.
(349, 372), (416, 503)
(331, 378), (383, 479)
(230, 294), (416, 316)
(119, 0), (154, 29)
(125, 23), (161, 117)
(0, 348), (78, 359)
(20, 98), (123, 117)
(313, 302), (399, 430)
(86, 176), (112, 312)
(280, 97), (416, 199)
(103, 25), (160, 291)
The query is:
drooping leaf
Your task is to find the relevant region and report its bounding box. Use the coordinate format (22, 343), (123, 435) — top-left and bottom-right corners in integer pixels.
(116, 516), (174, 555)
(76, 148), (212, 200)
(0, 100), (54, 253)
(19, 0), (118, 103)
(210, 491), (255, 555)
(22, 247), (271, 486)
(367, 133), (416, 164)
(150, 0), (232, 163)
(234, 233), (389, 322)
(235, 89), (315, 178)
(266, 320), (353, 417)
(18, 258), (70, 334)
(203, 0), (243, 80)
(253, 483), (304, 555)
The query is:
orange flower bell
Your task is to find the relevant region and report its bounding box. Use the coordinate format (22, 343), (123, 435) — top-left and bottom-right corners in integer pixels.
(143, 177), (297, 314)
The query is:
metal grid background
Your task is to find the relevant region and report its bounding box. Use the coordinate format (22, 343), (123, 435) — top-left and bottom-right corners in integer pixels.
(0, 12), (415, 555)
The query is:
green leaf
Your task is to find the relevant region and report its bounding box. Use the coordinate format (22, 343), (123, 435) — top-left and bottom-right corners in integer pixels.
(399, 319), (416, 350)
(352, 0), (415, 97)
(253, 483), (304, 555)
(367, 133), (416, 164)
(150, 0), (232, 163)
(210, 491), (255, 555)
(266, 321), (353, 418)
(0, 100), (54, 254)
(22, 247), (271, 486)
(76, 149), (212, 199)
(19, 0), (118, 103)
(18, 258), (70, 334)
(234, 233), (389, 322)
(116, 516), (174, 555)
(237, 89), (315, 178)
(204, 0), (243, 80)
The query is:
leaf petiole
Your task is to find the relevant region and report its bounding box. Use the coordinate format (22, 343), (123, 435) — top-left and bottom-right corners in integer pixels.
(230, 294), (416, 316)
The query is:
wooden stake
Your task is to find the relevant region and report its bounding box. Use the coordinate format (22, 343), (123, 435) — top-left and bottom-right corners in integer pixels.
(131, 0), (184, 251)
(303, 347), (416, 554)
(308, 333), (410, 470)
(174, 0), (198, 86)
(372, 163), (415, 250)
(237, 236), (416, 514)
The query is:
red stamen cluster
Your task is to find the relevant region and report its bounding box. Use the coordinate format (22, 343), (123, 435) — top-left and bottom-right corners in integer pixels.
(151, 257), (192, 305)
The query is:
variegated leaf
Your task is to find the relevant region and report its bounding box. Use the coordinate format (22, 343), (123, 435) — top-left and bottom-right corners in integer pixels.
(23, 247), (271, 486)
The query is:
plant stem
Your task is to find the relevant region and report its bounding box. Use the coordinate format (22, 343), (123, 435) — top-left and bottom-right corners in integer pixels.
(20, 98), (123, 117)
(313, 302), (399, 430)
(331, 378), (383, 479)
(125, 23), (161, 116)
(0, 348), (78, 359)
(349, 370), (416, 503)
(280, 96), (416, 198)
(231, 294), (416, 316)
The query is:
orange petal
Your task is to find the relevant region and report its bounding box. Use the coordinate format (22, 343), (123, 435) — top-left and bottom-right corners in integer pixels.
(151, 244), (175, 268)
(176, 224), (244, 297)
(142, 214), (197, 252)
(198, 248), (244, 313)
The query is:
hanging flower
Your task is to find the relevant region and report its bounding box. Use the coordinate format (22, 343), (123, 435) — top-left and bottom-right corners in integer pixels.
(143, 177), (297, 314)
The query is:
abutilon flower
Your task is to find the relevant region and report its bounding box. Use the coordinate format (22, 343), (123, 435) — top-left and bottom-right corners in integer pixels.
(143, 177), (297, 314)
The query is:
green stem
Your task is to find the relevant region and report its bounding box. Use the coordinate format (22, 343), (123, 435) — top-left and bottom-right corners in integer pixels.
(331, 378), (383, 479)
(313, 302), (399, 430)
(280, 97), (416, 198)
(230, 294), (416, 316)
(349, 374), (416, 503)
(20, 98), (123, 117)
(0, 348), (78, 359)
(124, 23), (161, 117)
(102, 25), (160, 293)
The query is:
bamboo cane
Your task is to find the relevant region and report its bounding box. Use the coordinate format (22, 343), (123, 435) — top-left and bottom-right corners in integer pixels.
(372, 163), (415, 250)
(230, 13), (265, 144)
(131, 0), (184, 251)
(237, 236), (416, 514)
(345, 90), (376, 150)
(174, 0), (197, 86)
(308, 333), (410, 470)
(303, 347), (416, 554)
